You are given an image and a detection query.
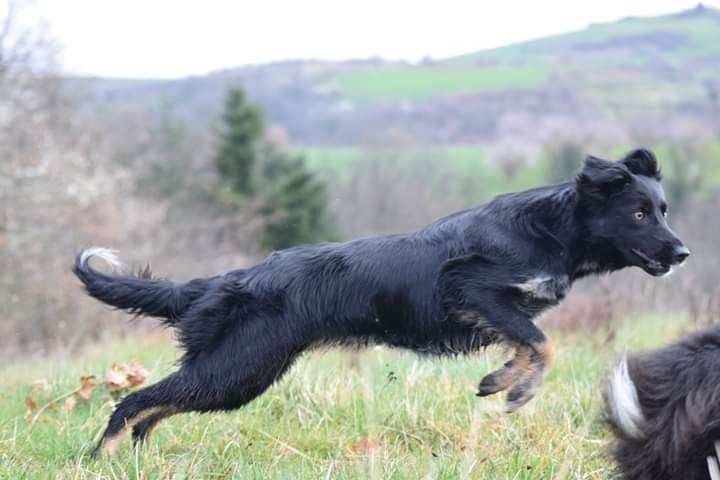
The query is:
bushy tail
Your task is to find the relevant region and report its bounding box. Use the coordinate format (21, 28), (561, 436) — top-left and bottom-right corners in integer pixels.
(605, 356), (647, 441)
(73, 247), (211, 325)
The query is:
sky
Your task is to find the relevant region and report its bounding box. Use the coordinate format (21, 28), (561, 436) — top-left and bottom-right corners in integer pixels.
(34, 0), (720, 79)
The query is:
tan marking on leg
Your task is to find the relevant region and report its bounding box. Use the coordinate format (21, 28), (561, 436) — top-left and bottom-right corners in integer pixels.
(505, 337), (556, 412)
(98, 407), (165, 455)
(494, 345), (535, 387)
(478, 344), (536, 396)
(138, 407), (178, 442)
(533, 337), (556, 369)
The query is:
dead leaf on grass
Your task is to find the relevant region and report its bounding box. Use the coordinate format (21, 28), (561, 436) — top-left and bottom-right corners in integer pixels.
(24, 396), (37, 420)
(105, 363), (130, 390)
(76, 375), (96, 400)
(350, 437), (380, 454)
(126, 360), (149, 387)
(104, 361), (150, 391)
(61, 395), (77, 413)
(25, 396), (37, 412)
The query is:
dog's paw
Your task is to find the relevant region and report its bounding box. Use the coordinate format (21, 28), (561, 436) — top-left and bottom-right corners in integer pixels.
(505, 382), (537, 413)
(476, 372), (506, 397)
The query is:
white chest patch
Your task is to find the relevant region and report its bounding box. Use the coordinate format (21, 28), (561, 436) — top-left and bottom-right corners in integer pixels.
(513, 274), (570, 302)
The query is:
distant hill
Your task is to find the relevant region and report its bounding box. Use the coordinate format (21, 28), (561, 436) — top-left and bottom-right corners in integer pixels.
(454, 4), (720, 66)
(72, 4), (720, 146)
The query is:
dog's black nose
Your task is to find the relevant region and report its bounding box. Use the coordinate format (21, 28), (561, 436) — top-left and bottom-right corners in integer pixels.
(673, 245), (690, 264)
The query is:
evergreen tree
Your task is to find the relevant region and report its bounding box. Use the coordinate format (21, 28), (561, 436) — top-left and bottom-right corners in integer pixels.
(214, 88), (263, 196)
(259, 146), (335, 249)
(214, 87), (336, 249)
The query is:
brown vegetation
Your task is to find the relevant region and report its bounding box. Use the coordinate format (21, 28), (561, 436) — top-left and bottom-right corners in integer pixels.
(2, 2), (720, 359)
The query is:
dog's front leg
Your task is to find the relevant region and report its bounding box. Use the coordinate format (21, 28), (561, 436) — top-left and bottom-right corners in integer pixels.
(476, 344), (533, 397)
(506, 338), (555, 412)
(439, 255), (556, 411)
(470, 305), (555, 412)
(477, 337), (555, 412)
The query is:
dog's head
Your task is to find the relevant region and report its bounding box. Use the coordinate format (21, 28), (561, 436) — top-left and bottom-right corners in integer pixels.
(605, 327), (720, 480)
(576, 148), (689, 276)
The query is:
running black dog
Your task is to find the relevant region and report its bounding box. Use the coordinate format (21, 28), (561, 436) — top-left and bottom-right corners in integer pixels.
(75, 148), (689, 455)
(606, 326), (720, 480)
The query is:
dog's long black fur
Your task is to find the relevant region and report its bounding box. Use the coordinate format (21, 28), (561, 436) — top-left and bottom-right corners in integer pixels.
(75, 148), (689, 455)
(606, 326), (720, 480)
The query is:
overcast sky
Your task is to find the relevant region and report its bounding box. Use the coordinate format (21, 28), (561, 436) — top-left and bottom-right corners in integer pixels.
(36, 0), (720, 79)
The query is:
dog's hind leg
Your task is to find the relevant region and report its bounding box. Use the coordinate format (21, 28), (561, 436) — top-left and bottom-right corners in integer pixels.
(131, 408), (177, 446)
(92, 373), (186, 456)
(95, 322), (303, 455)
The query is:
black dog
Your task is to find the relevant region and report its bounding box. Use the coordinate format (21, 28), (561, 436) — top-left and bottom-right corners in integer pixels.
(606, 326), (720, 480)
(75, 148), (689, 455)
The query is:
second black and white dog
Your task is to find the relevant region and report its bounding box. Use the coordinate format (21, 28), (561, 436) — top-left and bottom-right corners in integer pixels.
(606, 326), (720, 480)
(74, 148), (689, 455)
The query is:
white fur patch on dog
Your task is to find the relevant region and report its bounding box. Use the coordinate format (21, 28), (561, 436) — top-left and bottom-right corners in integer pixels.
(607, 356), (646, 440)
(708, 454), (720, 480)
(513, 274), (568, 301)
(80, 247), (121, 270)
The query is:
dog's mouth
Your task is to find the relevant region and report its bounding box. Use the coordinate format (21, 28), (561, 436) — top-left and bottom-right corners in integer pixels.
(631, 248), (671, 276)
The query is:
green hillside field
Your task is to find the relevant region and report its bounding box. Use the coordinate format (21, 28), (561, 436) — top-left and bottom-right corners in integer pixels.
(333, 66), (548, 99)
(332, 6), (720, 101)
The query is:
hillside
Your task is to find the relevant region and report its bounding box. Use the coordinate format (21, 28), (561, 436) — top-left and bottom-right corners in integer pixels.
(73, 5), (720, 146)
(453, 4), (720, 70)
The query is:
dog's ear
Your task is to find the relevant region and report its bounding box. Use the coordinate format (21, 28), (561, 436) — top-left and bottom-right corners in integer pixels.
(577, 155), (633, 201)
(620, 149), (661, 180)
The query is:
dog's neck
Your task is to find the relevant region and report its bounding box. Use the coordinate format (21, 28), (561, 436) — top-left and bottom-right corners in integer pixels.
(518, 182), (626, 279)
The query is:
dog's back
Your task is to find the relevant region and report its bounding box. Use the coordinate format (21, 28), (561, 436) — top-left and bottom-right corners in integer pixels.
(606, 327), (720, 480)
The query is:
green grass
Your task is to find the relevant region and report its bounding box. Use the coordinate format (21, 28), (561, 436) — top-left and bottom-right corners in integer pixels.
(303, 146), (364, 181)
(334, 66), (548, 99)
(303, 145), (486, 178)
(0, 314), (693, 479)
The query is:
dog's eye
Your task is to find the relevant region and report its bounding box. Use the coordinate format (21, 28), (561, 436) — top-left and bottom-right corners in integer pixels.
(633, 211), (645, 221)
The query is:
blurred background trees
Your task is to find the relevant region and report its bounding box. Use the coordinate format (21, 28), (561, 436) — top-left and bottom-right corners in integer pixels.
(3, 2), (720, 356)
(0, 0), (119, 354)
(214, 87), (336, 249)
(544, 142), (585, 184)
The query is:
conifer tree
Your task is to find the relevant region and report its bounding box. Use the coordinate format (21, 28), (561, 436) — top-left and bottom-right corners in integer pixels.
(215, 88), (263, 196)
(214, 87), (336, 249)
(260, 146), (335, 249)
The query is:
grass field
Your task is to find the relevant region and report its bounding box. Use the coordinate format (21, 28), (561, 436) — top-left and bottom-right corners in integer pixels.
(0, 314), (692, 479)
(303, 145), (489, 180)
(333, 66), (548, 99)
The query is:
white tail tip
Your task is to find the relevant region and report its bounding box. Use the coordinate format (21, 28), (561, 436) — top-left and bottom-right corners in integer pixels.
(607, 355), (646, 440)
(80, 247), (121, 270)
